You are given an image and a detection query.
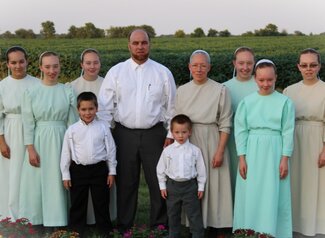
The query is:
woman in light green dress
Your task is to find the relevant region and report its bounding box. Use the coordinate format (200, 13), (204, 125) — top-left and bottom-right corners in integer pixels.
(223, 47), (258, 197)
(0, 46), (39, 220)
(233, 59), (295, 237)
(19, 51), (78, 226)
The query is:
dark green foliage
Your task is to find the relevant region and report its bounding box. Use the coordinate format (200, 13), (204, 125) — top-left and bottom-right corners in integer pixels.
(219, 29), (231, 37)
(14, 29), (37, 39)
(106, 25), (156, 39)
(174, 29), (186, 38)
(0, 36), (324, 89)
(40, 21), (56, 39)
(207, 28), (218, 37)
(191, 27), (205, 37)
(67, 23), (105, 39)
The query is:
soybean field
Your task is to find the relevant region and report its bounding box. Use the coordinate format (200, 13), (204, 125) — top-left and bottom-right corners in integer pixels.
(1, 35), (325, 89)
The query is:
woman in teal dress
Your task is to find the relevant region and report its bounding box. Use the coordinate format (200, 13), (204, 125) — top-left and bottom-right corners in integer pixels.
(19, 51), (78, 226)
(0, 46), (39, 220)
(223, 47), (258, 197)
(233, 59), (295, 237)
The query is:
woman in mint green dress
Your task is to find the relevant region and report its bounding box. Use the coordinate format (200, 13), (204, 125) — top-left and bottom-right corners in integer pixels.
(233, 59), (295, 237)
(223, 47), (258, 197)
(19, 51), (78, 226)
(0, 46), (39, 220)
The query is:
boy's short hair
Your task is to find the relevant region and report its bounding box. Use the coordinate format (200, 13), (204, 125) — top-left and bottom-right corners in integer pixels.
(77, 91), (98, 109)
(170, 114), (192, 131)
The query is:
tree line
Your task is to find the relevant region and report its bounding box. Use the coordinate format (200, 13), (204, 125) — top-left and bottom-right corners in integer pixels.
(1, 21), (324, 39)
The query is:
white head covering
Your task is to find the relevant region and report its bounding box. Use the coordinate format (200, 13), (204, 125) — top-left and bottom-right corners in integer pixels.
(255, 59), (275, 67)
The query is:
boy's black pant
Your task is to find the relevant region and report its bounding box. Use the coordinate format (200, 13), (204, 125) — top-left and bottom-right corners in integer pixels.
(69, 161), (112, 236)
(166, 178), (204, 238)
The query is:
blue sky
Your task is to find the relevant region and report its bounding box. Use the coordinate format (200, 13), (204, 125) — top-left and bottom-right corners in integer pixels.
(1, 0), (324, 35)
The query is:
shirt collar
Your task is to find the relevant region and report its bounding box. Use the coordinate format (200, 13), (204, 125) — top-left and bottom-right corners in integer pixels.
(78, 117), (98, 126)
(130, 58), (150, 70)
(173, 139), (190, 148)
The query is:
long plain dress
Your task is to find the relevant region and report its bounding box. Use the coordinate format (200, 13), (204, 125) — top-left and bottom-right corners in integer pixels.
(233, 91), (295, 238)
(19, 82), (77, 226)
(0, 75), (39, 220)
(175, 79), (233, 228)
(223, 77), (257, 197)
(284, 80), (325, 237)
(68, 75), (117, 223)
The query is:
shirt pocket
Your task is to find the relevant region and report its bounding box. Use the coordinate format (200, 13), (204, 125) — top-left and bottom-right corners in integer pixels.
(146, 82), (164, 103)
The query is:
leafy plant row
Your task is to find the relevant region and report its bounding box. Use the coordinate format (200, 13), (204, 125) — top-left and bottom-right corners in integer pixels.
(0, 36), (324, 89)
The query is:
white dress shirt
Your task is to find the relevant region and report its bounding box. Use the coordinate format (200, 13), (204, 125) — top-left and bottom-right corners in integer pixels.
(156, 140), (206, 191)
(98, 58), (176, 129)
(60, 118), (117, 180)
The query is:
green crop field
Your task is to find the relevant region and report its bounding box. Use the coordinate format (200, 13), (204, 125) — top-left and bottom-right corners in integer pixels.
(1, 35), (325, 89)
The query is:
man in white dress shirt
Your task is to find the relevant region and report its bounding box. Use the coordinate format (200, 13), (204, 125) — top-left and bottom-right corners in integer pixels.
(98, 29), (176, 232)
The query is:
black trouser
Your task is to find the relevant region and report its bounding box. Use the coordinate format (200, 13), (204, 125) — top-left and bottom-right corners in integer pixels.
(113, 122), (167, 230)
(69, 161), (112, 236)
(166, 178), (204, 238)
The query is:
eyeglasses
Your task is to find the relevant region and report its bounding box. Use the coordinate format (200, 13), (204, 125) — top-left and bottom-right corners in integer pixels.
(191, 64), (208, 70)
(299, 63), (319, 69)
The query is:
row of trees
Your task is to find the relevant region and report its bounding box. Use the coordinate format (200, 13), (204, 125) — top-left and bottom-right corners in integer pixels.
(1, 21), (323, 39)
(0, 22), (156, 39)
(174, 24), (322, 38)
(175, 28), (231, 38)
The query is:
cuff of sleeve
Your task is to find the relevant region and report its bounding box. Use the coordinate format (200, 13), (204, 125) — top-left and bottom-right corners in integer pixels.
(219, 128), (230, 134)
(282, 150), (292, 157)
(62, 173), (71, 180)
(159, 182), (166, 190)
(109, 168), (116, 175)
(237, 150), (246, 156)
(24, 138), (34, 145)
(198, 183), (205, 191)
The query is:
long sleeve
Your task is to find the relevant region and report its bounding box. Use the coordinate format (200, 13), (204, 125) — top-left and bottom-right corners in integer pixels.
(196, 148), (206, 191)
(105, 124), (117, 175)
(60, 130), (72, 180)
(97, 70), (116, 126)
(163, 70), (176, 129)
(0, 90), (5, 135)
(217, 86), (232, 134)
(22, 89), (35, 145)
(156, 150), (168, 190)
(65, 85), (78, 126)
(281, 99), (295, 156)
(234, 100), (248, 156)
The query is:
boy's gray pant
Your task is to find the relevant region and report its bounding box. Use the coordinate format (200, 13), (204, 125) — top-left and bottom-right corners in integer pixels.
(166, 178), (204, 238)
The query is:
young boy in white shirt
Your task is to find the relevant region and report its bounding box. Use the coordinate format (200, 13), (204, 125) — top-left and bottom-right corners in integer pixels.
(60, 92), (116, 236)
(157, 114), (206, 238)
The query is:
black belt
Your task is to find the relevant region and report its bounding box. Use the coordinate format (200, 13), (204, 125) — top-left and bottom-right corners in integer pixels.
(167, 177), (197, 184)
